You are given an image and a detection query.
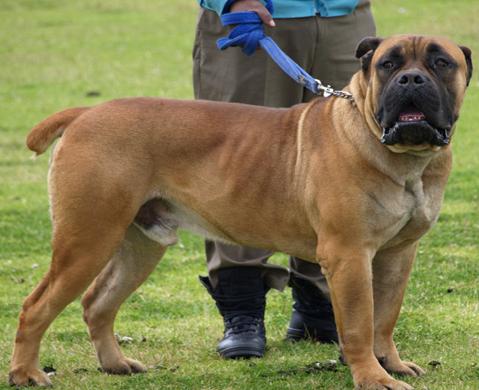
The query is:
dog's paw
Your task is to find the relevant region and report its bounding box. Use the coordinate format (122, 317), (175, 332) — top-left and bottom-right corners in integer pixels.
(355, 378), (414, 390)
(102, 357), (147, 375)
(382, 359), (425, 377)
(8, 367), (52, 387)
(354, 371), (414, 390)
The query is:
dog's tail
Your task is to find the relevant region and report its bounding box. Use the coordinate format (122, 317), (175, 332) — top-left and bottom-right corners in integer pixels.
(26, 107), (90, 155)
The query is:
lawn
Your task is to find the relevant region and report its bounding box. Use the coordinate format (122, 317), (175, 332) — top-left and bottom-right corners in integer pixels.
(0, 0), (478, 389)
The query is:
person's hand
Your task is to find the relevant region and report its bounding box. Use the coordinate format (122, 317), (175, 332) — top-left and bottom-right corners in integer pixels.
(230, 0), (275, 26)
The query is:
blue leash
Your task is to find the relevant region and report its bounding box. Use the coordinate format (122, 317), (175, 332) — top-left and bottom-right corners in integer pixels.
(216, 0), (353, 100)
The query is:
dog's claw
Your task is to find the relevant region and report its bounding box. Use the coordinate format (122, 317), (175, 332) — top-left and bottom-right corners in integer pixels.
(384, 360), (425, 378)
(102, 358), (147, 375)
(125, 358), (147, 373)
(355, 378), (414, 390)
(354, 370), (414, 390)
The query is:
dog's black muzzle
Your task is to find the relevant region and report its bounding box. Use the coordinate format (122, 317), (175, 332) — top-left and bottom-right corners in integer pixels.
(377, 69), (453, 147)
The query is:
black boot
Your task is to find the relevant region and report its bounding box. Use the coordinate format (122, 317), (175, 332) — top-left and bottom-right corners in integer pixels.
(286, 274), (338, 343)
(199, 267), (269, 359)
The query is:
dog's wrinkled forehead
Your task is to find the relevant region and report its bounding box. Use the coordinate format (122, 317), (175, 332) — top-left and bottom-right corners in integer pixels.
(375, 36), (458, 64)
(357, 35), (472, 86)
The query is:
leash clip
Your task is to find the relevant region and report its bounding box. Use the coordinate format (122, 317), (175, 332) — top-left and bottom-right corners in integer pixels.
(315, 79), (334, 97)
(315, 79), (354, 102)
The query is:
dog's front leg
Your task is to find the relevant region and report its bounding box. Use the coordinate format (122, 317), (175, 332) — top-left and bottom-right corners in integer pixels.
(320, 245), (413, 390)
(373, 242), (425, 378)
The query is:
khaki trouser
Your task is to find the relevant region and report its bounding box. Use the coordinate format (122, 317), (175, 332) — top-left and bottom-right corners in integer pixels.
(192, 1), (376, 293)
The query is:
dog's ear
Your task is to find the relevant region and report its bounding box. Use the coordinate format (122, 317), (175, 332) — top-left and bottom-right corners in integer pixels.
(355, 37), (383, 72)
(460, 45), (473, 86)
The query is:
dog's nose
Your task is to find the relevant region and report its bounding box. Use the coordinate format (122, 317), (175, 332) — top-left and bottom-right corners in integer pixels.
(397, 71), (427, 86)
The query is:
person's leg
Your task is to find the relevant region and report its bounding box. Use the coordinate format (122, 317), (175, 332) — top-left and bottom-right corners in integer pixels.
(287, 0), (376, 342)
(201, 242), (287, 358)
(205, 241), (289, 291)
(200, 266), (269, 358)
(193, 10), (318, 357)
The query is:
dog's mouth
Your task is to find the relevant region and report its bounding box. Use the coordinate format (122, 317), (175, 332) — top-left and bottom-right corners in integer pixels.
(380, 109), (451, 147)
(398, 111), (426, 122)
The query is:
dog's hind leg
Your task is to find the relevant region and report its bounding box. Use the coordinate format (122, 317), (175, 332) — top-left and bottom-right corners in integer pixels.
(9, 215), (133, 386)
(82, 225), (166, 374)
(9, 157), (142, 386)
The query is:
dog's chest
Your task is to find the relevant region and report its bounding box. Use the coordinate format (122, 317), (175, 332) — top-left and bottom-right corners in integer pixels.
(380, 178), (442, 247)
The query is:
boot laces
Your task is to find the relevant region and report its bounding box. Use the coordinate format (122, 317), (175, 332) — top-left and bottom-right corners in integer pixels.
(224, 315), (264, 335)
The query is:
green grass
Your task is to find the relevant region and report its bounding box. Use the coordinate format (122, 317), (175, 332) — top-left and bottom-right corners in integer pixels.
(0, 0), (478, 389)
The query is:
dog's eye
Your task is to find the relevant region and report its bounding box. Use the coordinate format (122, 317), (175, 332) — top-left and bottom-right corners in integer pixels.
(435, 58), (449, 68)
(381, 61), (394, 70)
